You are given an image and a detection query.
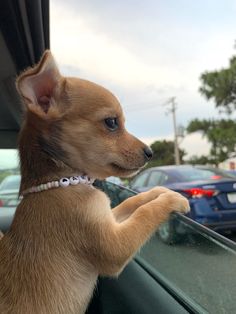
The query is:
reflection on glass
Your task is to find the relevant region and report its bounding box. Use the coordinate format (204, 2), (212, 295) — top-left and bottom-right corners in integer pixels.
(139, 218), (236, 314)
(95, 180), (236, 314)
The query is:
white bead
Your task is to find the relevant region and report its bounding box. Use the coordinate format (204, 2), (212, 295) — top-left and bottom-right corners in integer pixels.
(55, 181), (59, 187)
(79, 175), (87, 184)
(87, 177), (94, 184)
(59, 178), (70, 187)
(70, 176), (80, 185)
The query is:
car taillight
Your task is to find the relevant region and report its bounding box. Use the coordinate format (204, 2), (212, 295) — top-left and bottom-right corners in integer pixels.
(183, 188), (217, 198)
(210, 175), (222, 180)
(0, 199), (4, 206)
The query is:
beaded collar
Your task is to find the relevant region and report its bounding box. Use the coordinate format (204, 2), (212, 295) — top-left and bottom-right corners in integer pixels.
(21, 175), (95, 197)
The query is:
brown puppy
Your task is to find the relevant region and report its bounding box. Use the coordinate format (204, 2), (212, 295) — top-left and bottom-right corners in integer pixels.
(0, 51), (189, 314)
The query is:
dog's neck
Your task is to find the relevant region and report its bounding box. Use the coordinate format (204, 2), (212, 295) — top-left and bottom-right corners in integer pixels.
(18, 117), (84, 194)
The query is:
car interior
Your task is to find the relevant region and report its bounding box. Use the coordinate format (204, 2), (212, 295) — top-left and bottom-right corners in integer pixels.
(0, 1), (235, 314)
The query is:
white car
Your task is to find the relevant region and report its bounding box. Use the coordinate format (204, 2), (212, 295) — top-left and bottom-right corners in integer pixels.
(0, 174), (21, 232)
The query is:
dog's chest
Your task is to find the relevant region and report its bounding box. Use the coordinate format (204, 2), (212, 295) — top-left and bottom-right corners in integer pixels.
(50, 260), (98, 314)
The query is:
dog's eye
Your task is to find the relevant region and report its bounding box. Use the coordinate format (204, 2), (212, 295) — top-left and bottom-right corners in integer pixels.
(104, 118), (118, 131)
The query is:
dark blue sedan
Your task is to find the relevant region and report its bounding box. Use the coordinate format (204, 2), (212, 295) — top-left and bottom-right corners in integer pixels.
(129, 165), (236, 243)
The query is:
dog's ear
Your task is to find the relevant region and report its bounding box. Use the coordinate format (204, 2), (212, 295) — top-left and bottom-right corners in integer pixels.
(16, 50), (63, 118)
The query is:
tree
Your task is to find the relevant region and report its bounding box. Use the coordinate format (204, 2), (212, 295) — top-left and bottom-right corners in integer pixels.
(199, 56), (236, 114)
(146, 140), (186, 168)
(186, 155), (211, 165)
(187, 118), (236, 165)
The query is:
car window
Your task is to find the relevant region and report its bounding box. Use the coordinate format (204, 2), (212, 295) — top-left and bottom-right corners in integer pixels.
(99, 181), (236, 313)
(0, 150), (20, 209)
(146, 171), (168, 187)
(0, 175), (21, 191)
(130, 172), (149, 189)
(137, 218), (236, 314)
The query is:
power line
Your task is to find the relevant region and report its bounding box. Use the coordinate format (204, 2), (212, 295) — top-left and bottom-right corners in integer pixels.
(124, 101), (165, 113)
(124, 97), (183, 166)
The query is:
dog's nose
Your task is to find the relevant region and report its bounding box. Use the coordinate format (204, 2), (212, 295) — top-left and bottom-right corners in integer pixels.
(143, 146), (153, 161)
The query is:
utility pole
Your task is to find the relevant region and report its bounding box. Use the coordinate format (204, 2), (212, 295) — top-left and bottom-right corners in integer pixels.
(165, 97), (181, 165)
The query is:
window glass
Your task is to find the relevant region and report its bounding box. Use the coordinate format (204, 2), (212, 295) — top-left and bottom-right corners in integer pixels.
(0, 149), (20, 209)
(0, 149), (19, 183)
(0, 175), (21, 191)
(147, 171), (168, 187)
(97, 181), (236, 313)
(130, 172), (149, 189)
(137, 218), (236, 314)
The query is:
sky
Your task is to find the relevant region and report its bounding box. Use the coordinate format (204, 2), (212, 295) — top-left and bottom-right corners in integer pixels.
(2, 0), (236, 170)
(49, 0), (236, 158)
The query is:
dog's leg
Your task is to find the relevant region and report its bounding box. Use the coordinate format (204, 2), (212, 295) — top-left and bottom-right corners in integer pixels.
(91, 190), (189, 275)
(112, 187), (170, 222)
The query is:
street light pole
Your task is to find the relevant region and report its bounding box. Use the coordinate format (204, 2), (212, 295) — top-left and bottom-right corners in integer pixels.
(167, 97), (181, 165)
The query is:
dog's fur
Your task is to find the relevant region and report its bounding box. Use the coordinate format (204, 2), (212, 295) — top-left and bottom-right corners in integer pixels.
(0, 51), (189, 314)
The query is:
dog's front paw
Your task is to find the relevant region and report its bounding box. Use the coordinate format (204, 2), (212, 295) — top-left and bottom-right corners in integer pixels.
(146, 186), (171, 199)
(157, 190), (190, 215)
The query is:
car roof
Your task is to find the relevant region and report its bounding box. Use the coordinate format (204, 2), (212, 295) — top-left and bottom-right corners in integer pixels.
(141, 164), (236, 182)
(144, 165), (202, 171)
(1, 174), (21, 181)
(146, 164), (221, 169)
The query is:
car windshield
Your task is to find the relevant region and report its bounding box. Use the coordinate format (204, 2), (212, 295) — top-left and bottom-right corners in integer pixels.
(175, 167), (234, 182)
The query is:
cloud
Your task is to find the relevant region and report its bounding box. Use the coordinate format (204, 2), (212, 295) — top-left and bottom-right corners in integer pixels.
(50, 2), (164, 88)
(50, 0), (236, 144)
(52, 1), (223, 90)
(180, 133), (210, 158)
(51, 2), (235, 93)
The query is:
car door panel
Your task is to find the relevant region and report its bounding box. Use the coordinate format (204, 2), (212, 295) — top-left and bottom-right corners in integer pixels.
(87, 260), (189, 314)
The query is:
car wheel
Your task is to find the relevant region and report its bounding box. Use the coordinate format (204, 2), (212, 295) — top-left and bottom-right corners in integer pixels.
(158, 220), (180, 244)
